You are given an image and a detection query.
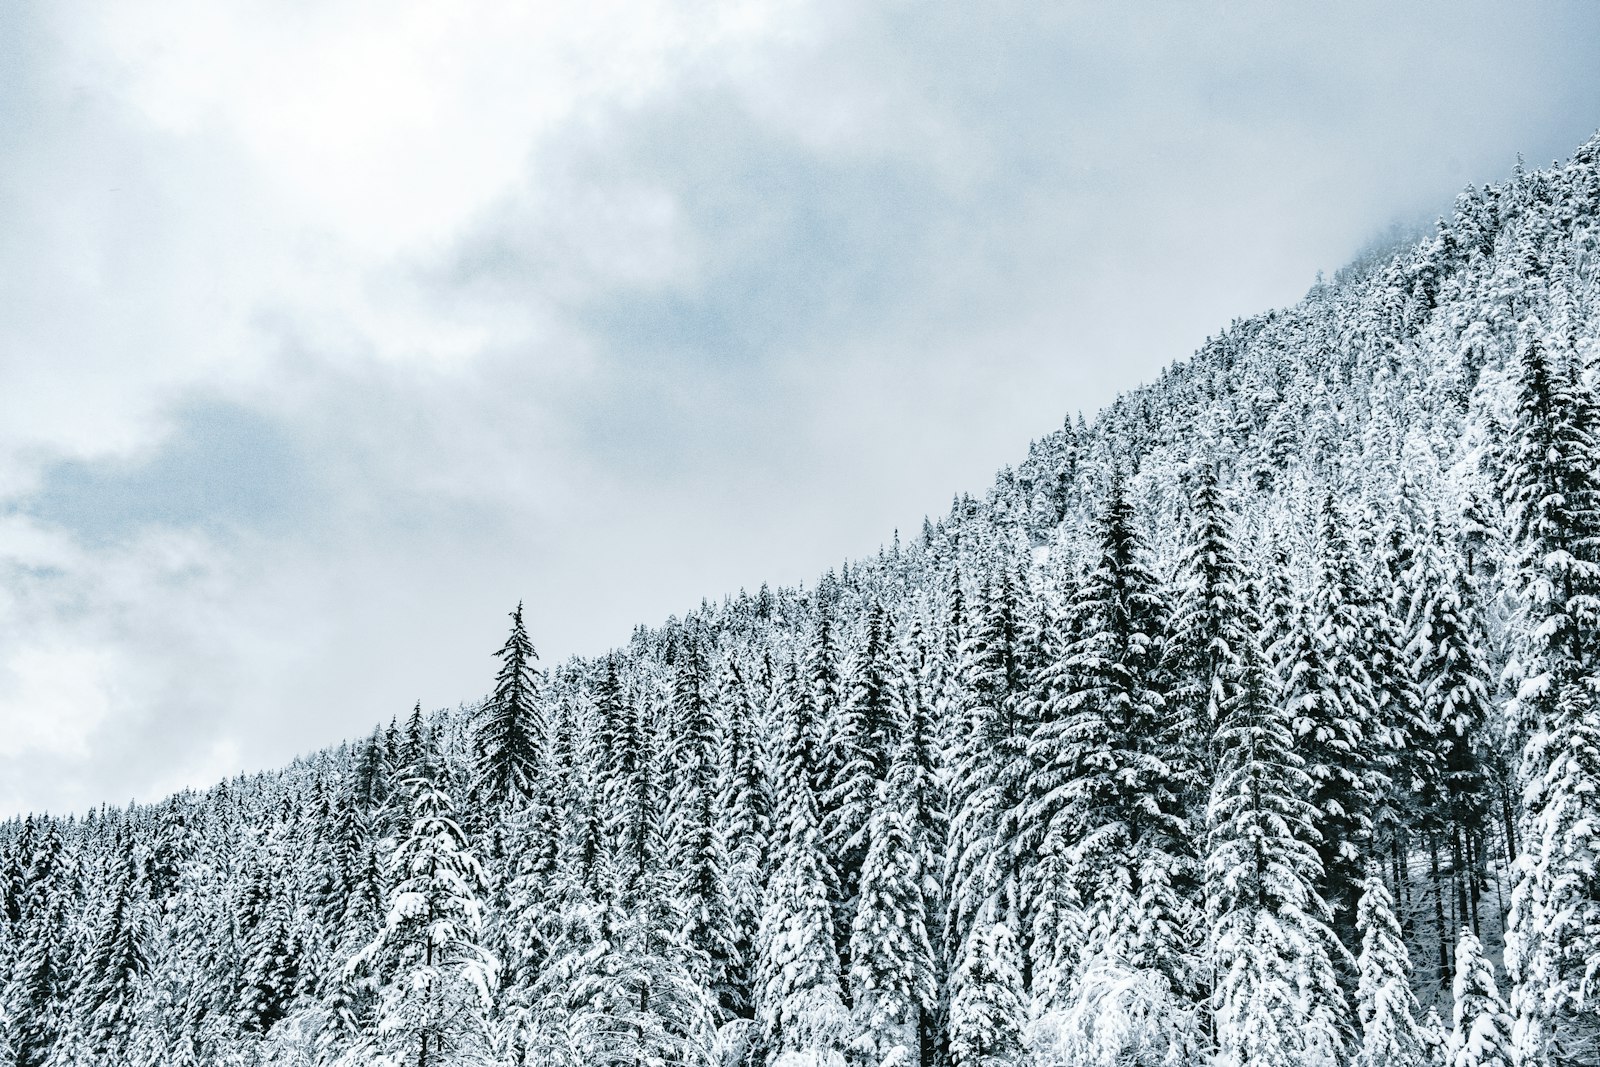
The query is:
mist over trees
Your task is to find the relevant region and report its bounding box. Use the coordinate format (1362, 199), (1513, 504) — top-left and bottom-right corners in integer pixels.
(3, 135), (1600, 1066)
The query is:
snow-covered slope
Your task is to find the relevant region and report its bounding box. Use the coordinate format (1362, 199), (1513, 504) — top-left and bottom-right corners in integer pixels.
(2, 134), (1598, 1067)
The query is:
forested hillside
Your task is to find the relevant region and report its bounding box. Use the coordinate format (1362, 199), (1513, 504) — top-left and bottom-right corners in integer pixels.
(3, 135), (1599, 1067)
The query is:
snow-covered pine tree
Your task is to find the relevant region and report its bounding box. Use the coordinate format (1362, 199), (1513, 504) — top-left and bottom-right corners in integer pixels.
(1404, 515), (1496, 986)
(1354, 869), (1428, 1067)
(475, 601), (544, 806)
(848, 731), (938, 1067)
(239, 885), (299, 1034)
(560, 892), (720, 1067)
(945, 572), (1011, 960)
(947, 903), (1025, 1067)
(597, 655), (651, 896)
(559, 691), (607, 896)
(946, 562), (1032, 972)
(1364, 501), (1427, 879)
(4, 822), (71, 1067)
(666, 624), (738, 1013)
(1015, 576), (1081, 1017)
(756, 661), (848, 1066)
(347, 771), (497, 1066)
(807, 609), (842, 806)
(1166, 463), (1251, 794)
(717, 652), (771, 1021)
(0, 816), (26, 946)
(825, 599), (895, 924)
(1499, 323), (1600, 1067)
(1450, 928), (1513, 1067)
(403, 702), (430, 775)
(1282, 494), (1391, 937)
(890, 608), (951, 1065)
(1206, 588), (1347, 1067)
(1022, 478), (1201, 1061)
(66, 844), (148, 1065)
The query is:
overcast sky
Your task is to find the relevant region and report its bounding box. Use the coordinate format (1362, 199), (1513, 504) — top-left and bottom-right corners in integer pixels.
(3, 1), (1599, 816)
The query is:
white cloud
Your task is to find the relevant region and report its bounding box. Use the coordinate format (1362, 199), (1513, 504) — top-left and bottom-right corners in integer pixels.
(0, 644), (118, 762)
(82, 0), (807, 253)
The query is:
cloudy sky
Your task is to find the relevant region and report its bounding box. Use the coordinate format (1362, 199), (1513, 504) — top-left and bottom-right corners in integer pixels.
(3, 1), (1599, 816)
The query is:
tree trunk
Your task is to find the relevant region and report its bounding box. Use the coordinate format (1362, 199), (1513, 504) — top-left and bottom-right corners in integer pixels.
(1467, 829), (1483, 935)
(1451, 822), (1470, 942)
(1500, 779), (1518, 864)
(1428, 833), (1449, 990)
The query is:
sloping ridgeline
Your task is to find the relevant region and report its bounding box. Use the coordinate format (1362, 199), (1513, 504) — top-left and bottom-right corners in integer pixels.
(2, 135), (1598, 1067)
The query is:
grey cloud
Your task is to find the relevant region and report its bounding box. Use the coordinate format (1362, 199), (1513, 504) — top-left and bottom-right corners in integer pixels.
(19, 401), (315, 543)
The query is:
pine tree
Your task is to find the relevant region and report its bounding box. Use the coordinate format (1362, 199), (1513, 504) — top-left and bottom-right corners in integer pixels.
(597, 656), (651, 895)
(947, 564), (1032, 968)
(1207, 597), (1347, 1067)
(848, 739), (937, 1067)
(825, 599), (896, 913)
(7, 885), (67, 1067)
(354, 728), (390, 813)
(1363, 508), (1422, 869)
(3, 820), (71, 1067)
(404, 701), (430, 775)
(1023, 479), (1198, 1043)
(947, 906), (1025, 1067)
(475, 602), (544, 806)
(1405, 520), (1495, 986)
(1167, 464), (1252, 789)
(1354, 869), (1428, 1067)
(1283, 495), (1390, 934)
(239, 888), (300, 1033)
(1499, 325), (1600, 1067)
(666, 626), (737, 1012)
(945, 573), (1013, 955)
(756, 662), (848, 1064)
(347, 772), (498, 1066)
(560, 693), (607, 894)
(1450, 929), (1513, 1067)
(716, 653), (771, 1021)
(893, 609), (951, 1066)
(561, 896), (720, 1067)
(71, 849), (148, 1063)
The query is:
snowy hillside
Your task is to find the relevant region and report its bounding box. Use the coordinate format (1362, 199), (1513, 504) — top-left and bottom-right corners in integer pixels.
(3, 135), (1599, 1066)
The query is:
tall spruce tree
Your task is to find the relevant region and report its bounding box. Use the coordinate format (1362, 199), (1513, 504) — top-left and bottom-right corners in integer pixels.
(1405, 519), (1495, 984)
(347, 771), (497, 1066)
(848, 733), (938, 1067)
(946, 563), (1032, 976)
(1167, 464), (1252, 791)
(70, 849), (148, 1064)
(1499, 326), (1600, 1067)
(717, 653), (771, 1021)
(6, 823), (70, 1067)
(825, 599), (895, 917)
(1354, 869), (1428, 1067)
(666, 626), (737, 1012)
(475, 602), (544, 806)
(597, 656), (651, 897)
(1024, 478), (1198, 1051)
(1206, 592), (1347, 1067)
(560, 893), (720, 1067)
(1282, 495), (1391, 936)
(756, 662), (848, 1064)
